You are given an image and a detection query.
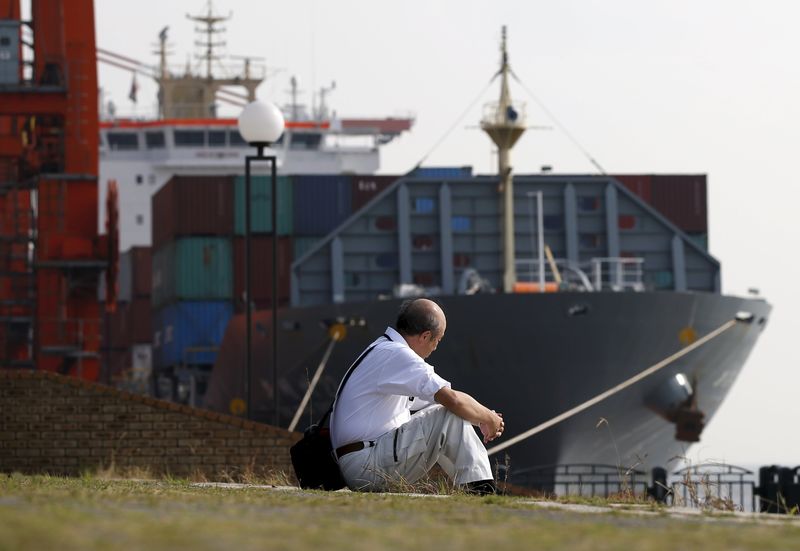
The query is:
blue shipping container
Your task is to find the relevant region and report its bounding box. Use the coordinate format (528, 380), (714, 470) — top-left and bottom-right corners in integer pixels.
(152, 301), (233, 368)
(412, 166), (473, 179)
(292, 175), (353, 235)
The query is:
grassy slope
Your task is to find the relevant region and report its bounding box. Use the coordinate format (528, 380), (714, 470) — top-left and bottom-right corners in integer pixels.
(0, 475), (797, 551)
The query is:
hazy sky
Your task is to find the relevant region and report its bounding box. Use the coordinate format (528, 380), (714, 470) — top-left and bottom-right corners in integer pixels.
(96, 0), (800, 466)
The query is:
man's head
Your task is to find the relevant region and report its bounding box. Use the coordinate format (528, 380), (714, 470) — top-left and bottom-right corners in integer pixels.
(395, 298), (447, 359)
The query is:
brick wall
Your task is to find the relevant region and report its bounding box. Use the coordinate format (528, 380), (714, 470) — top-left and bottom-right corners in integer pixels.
(0, 370), (301, 480)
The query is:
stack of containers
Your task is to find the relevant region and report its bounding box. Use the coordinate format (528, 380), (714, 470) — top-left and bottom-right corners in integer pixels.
(292, 175), (353, 260)
(233, 174), (293, 313)
(104, 246), (152, 389)
(151, 176), (235, 374)
(613, 174), (708, 249)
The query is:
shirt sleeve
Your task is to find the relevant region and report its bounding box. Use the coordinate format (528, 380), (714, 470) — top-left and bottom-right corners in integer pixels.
(375, 346), (451, 402)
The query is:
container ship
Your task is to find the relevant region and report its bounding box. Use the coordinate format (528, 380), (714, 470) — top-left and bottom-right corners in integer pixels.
(0, 4), (770, 483)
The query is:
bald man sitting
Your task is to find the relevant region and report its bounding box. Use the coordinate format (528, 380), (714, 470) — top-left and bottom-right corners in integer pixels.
(330, 298), (504, 494)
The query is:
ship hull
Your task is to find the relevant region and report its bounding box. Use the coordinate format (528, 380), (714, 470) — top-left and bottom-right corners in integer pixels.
(205, 291), (770, 481)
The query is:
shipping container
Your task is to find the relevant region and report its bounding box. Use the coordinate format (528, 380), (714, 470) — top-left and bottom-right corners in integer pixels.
(351, 175), (399, 211)
(292, 174), (353, 235)
(152, 237), (233, 307)
(118, 249), (133, 302)
(612, 174), (652, 203)
(293, 235), (325, 260)
(152, 300), (233, 368)
(108, 304), (132, 349)
(128, 297), (152, 344)
(117, 246), (152, 302)
(152, 175), (235, 249)
(130, 246), (152, 297)
(232, 236), (292, 312)
(650, 175), (707, 233)
(687, 232), (708, 251)
(234, 175), (293, 235)
(412, 166), (473, 179)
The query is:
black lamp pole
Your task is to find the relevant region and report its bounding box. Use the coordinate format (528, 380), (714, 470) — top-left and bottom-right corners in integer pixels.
(244, 142), (278, 425)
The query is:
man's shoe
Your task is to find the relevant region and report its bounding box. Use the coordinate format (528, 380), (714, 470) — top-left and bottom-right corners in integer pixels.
(464, 479), (498, 496)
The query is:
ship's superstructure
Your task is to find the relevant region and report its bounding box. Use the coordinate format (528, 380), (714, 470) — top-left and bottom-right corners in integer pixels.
(97, 4), (413, 251)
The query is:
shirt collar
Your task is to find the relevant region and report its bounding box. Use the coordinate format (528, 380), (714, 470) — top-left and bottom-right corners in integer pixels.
(385, 326), (407, 347)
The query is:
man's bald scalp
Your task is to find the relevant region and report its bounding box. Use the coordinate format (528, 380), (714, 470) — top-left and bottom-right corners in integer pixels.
(395, 298), (443, 337)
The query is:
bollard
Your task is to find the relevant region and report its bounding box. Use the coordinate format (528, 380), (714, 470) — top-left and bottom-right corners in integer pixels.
(757, 465), (780, 513)
(648, 466), (668, 503)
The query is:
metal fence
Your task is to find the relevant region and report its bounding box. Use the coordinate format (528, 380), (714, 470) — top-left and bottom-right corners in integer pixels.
(501, 462), (800, 513)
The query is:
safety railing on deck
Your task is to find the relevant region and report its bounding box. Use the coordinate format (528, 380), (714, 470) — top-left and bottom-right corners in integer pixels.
(514, 256), (644, 293)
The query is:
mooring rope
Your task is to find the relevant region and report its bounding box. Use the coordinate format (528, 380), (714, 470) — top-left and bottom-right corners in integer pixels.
(486, 318), (742, 456)
(288, 338), (338, 432)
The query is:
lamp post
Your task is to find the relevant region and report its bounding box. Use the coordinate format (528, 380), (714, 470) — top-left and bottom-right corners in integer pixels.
(237, 100), (285, 425)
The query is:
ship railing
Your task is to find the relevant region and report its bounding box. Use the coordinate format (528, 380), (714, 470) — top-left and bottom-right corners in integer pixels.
(590, 257), (645, 292)
(516, 256), (645, 293)
(480, 100), (528, 127)
(515, 258), (594, 291)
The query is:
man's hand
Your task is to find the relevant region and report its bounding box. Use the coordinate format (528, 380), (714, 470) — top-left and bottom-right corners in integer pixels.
(479, 410), (504, 443)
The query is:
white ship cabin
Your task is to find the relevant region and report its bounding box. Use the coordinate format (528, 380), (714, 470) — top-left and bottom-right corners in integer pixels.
(98, 116), (413, 250)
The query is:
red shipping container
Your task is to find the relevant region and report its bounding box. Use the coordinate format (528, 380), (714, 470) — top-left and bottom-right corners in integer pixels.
(351, 175), (399, 211)
(650, 175), (707, 233)
(232, 236), (292, 313)
(152, 175), (235, 249)
(108, 302), (132, 348)
(130, 246), (152, 297)
(612, 174), (652, 203)
(128, 297), (152, 344)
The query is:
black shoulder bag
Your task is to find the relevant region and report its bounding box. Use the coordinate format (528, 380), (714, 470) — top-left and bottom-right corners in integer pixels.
(290, 334), (389, 490)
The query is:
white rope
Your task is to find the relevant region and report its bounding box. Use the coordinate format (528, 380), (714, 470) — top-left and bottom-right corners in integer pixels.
(288, 338), (338, 432)
(487, 318), (740, 456)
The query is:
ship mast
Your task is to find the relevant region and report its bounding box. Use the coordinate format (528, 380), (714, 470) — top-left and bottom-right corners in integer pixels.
(481, 26), (527, 293)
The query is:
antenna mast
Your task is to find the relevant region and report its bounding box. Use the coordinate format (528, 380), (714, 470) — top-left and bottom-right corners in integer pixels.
(481, 26), (527, 293)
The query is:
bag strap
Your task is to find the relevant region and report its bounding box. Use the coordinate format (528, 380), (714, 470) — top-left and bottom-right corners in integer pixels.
(318, 333), (391, 427)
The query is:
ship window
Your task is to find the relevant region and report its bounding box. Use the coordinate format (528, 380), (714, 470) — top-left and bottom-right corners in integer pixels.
(374, 216), (396, 231)
(290, 132), (322, 150)
(148, 174), (156, 185)
(414, 197), (435, 214)
(579, 233), (603, 249)
(107, 132), (139, 151)
(174, 130), (206, 147)
(375, 253), (398, 269)
(229, 130), (247, 147)
(653, 270), (674, 289)
(135, 214), (144, 225)
(135, 174), (143, 185)
(453, 253), (470, 267)
(412, 235), (434, 251)
(543, 214), (564, 230)
(145, 131), (165, 149)
(451, 216), (471, 231)
(578, 196), (600, 212)
(618, 214), (637, 230)
(208, 130), (226, 147)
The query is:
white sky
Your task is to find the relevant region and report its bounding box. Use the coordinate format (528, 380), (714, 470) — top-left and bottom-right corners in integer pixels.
(96, 0), (800, 466)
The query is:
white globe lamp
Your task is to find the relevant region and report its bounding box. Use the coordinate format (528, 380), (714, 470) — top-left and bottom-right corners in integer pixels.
(237, 100), (285, 146)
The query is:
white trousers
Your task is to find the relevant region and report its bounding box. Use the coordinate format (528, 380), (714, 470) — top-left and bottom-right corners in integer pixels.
(337, 405), (493, 491)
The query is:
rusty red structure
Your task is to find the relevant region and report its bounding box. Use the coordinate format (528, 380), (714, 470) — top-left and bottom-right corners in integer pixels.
(0, 0), (113, 380)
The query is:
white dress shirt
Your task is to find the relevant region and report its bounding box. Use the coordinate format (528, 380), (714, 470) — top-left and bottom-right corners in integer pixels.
(330, 326), (451, 449)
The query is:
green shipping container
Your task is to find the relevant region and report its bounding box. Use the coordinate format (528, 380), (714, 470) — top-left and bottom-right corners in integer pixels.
(234, 175), (293, 235)
(293, 235), (326, 260)
(152, 238), (233, 307)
